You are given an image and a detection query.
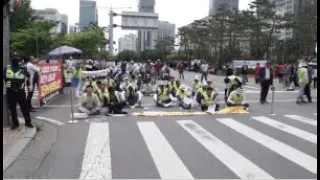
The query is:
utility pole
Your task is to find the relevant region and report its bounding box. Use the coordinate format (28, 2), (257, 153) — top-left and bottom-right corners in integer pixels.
(108, 9), (114, 56)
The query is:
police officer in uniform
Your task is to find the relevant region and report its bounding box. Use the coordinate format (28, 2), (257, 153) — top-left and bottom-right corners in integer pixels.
(4, 55), (34, 129)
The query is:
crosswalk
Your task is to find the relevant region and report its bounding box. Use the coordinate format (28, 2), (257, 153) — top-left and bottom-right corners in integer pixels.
(80, 114), (317, 179)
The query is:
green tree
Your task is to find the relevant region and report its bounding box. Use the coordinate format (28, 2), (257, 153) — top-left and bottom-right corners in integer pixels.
(117, 50), (137, 61)
(10, 0), (36, 32)
(155, 36), (175, 59)
(11, 21), (59, 56)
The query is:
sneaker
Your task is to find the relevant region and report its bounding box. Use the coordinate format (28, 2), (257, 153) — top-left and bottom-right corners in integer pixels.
(25, 123), (34, 128)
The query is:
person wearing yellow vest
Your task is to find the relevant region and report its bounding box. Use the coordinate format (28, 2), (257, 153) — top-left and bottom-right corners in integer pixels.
(4, 55), (34, 129)
(104, 75), (115, 88)
(171, 80), (181, 96)
(95, 81), (109, 102)
(155, 82), (172, 107)
(192, 76), (202, 93)
(296, 62), (310, 104)
(199, 87), (220, 112)
(78, 85), (101, 115)
(83, 77), (98, 92)
(227, 88), (249, 110)
(105, 86), (127, 114)
(176, 85), (192, 109)
(224, 75), (242, 103)
(195, 82), (208, 104)
(167, 76), (176, 92)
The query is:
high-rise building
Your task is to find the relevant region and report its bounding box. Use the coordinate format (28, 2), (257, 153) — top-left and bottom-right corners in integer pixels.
(273, 0), (301, 39)
(137, 0), (157, 52)
(138, 0), (155, 12)
(209, 0), (239, 15)
(34, 8), (68, 34)
(79, 0), (98, 31)
(157, 21), (175, 40)
(118, 34), (138, 52)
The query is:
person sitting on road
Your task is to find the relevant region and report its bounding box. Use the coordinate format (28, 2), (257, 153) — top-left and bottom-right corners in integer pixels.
(227, 87), (249, 110)
(199, 87), (220, 112)
(207, 80), (214, 89)
(176, 85), (192, 109)
(105, 86), (127, 114)
(171, 80), (181, 96)
(96, 81), (109, 103)
(224, 75), (242, 102)
(193, 76), (202, 91)
(167, 76), (176, 92)
(155, 82), (172, 107)
(126, 84), (143, 108)
(83, 77), (98, 92)
(120, 76), (130, 91)
(195, 82), (208, 104)
(103, 75), (115, 88)
(78, 85), (101, 115)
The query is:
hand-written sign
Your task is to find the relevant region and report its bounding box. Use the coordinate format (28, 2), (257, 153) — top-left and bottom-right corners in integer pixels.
(38, 62), (63, 100)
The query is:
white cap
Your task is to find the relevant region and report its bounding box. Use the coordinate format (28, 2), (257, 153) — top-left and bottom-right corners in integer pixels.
(180, 85), (186, 90)
(299, 62), (307, 67)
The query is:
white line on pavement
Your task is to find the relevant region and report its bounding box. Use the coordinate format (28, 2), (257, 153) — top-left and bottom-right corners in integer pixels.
(35, 116), (65, 126)
(80, 122), (112, 179)
(284, 115), (317, 127)
(217, 118), (317, 174)
(178, 120), (274, 179)
(137, 121), (194, 179)
(251, 116), (317, 144)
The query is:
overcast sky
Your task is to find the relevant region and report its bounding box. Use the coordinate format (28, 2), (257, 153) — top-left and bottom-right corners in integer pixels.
(31, 0), (252, 49)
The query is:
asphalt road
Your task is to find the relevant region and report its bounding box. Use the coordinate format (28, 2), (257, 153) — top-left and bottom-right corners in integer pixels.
(4, 70), (317, 179)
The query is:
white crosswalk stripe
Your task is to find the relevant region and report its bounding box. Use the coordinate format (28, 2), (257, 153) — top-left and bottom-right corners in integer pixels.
(284, 115), (317, 126)
(80, 114), (317, 179)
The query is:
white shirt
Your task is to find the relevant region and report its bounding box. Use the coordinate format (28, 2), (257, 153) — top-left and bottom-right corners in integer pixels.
(265, 68), (270, 80)
(26, 62), (40, 79)
(201, 64), (209, 72)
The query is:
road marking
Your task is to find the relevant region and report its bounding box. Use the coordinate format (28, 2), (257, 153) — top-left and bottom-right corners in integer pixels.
(178, 120), (274, 179)
(243, 85), (261, 90)
(137, 121), (193, 179)
(35, 116), (65, 126)
(284, 115), (317, 127)
(217, 118), (317, 174)
(80, 122), (112, 179)
(251, 116), (317, 144)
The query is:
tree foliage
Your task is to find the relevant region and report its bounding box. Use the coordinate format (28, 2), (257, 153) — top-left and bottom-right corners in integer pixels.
(154, 36), (175, 59)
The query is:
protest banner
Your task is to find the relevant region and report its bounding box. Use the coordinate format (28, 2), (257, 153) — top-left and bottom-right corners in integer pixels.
(38, 62), (63, 105)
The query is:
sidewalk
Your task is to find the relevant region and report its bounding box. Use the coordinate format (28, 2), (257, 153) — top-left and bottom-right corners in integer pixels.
(3, 119), (37, 172)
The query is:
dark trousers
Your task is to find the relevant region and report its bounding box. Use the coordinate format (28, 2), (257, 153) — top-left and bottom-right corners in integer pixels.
(7, 89), (32, 125)
(304, 83), (312, 102)
(227, 103), (249, 108)
(179, 71), (184, 79)
(27, 74), (38, 109)
(260, 80), (271, 102)
(201, 72), (207, 82)
(109, 102), (126, 114)
(314, 77), (317, 89)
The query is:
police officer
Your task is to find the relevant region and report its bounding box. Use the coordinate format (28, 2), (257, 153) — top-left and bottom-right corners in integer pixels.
(4, 55), (34, 129)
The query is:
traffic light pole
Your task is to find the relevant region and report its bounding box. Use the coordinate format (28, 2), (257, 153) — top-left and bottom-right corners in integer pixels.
(109, 9), (114, 57)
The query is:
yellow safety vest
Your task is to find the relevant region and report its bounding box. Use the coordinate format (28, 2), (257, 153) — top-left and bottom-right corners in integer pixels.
(231, 92), (244, 105)
(82, 93), (97, 106)
(5, 67), (25, 89)
(157, 88), (169, 101)
(193, 82), (201, 90)
(104, 78), (115, 87)
(202, 92), (215, 104)
(168, 81), (176, 91)
(177, 90), (188, 99)
(298, 67), (308, 84)
(97, 89), (108, 100)
(228, 75), (238, 86)
(105, 91), (121, 103)
(197, 88), (204, 94)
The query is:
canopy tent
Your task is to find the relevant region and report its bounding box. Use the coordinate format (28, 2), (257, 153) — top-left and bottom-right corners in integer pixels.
(48, 46), (82, 56)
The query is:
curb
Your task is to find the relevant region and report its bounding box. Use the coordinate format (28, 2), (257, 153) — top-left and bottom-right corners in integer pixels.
(3, 118), (37, 173)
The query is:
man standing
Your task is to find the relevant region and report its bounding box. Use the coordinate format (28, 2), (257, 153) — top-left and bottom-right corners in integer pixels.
(259, 62), (274, 104)
(241, 62), (248, 85)
(201, 61), (209, 82)
(296, 62), (310, 104)
(177, 61), (184, 80)
(4, 55), (34, 129)
(26, 55), (40, 112)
